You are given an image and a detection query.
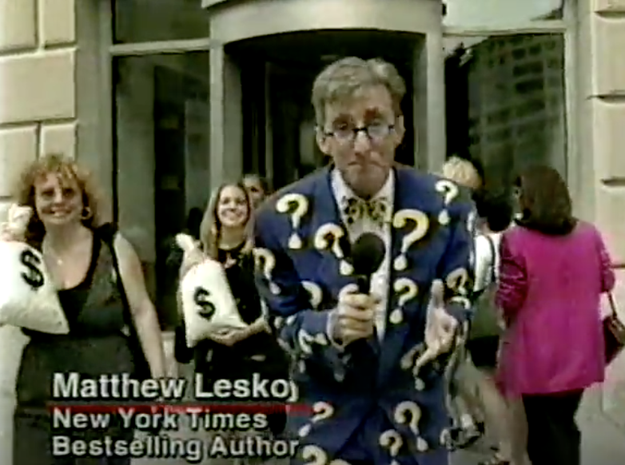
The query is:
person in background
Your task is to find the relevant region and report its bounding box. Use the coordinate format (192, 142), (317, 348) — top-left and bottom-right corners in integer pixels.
(243, 173), (271, 209)
(174, 181), (289, 451)
(7, 154), (165, 465)
(465, 192), (520, 465)
(439, 156), (485, 449)
(441, 156), (483, 193)
(496, 165), (615, 465)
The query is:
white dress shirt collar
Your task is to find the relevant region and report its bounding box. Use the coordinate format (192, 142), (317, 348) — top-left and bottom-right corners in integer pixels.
(331, 168), (395, 205)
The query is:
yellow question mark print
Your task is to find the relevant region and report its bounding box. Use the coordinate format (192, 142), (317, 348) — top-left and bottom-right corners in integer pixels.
(390, 278), (419, 324)
(302, 281), (323, 309)
(400, 343), (423, 370)
(450, 295), (472, 310)
(300, 446), (350, 465)
(392, 209), (430, 271)
(414, 377), (426, 391)
(440, 428), (452, 448)
(311, 401), (334, 423)
(299, 401), (335, 437)
(276, 193), (309, 249)
(314, 223), (354, 276)
(399, 345), (428, 390)
(253, 247), (280, 294)
(314, 333), (328, 345)
(297, 327), (328, 357)
(379, 430), (403, 465)
(297, 360), (306, 374)
(394, 401), (429, 452)
(297, 329), (315, 355)
(276, 338), (291, 353)
(435, 180), (459, 225)
(302, 445), (327, 465)
(445, 267), (470, 297)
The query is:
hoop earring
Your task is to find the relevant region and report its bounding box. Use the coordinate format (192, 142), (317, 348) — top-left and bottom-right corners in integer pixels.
(81, 206), (93, 221)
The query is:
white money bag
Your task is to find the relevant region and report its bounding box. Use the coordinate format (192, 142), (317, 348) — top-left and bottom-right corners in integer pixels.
(0, 205), (69, 333)
(176, 234), (248, 348)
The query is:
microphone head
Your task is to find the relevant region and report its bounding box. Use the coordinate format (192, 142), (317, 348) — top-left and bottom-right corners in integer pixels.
(351, 232), (385, 276)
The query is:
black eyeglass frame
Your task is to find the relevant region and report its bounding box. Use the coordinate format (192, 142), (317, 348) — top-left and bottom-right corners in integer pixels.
(320, 123), (396, 143)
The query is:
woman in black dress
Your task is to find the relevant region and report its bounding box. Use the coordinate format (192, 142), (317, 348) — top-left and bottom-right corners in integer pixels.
(174, 181), (288, 440)
(6, 154), (165, 465)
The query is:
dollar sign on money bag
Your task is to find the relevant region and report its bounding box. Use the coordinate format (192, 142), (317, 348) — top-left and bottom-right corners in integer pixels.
(20, 249), (44, 290)
(193, 287), (215, 320)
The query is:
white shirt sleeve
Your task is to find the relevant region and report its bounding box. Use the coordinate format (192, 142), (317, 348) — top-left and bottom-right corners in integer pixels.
(473, 235), (494, 292)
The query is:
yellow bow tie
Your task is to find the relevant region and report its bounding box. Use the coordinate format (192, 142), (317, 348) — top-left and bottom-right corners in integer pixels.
(342, 197), (390, 226)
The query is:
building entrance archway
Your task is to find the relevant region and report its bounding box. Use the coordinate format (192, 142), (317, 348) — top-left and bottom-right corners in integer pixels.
(227, 29), (423, 189)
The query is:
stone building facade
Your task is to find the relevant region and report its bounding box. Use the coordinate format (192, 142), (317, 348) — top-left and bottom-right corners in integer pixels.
(1, 0), (622, 273)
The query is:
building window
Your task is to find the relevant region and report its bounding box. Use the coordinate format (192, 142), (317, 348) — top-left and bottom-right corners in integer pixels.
(443, 0), (564, 28)
(110, 0), (212, 327)
(113, 52), (210, 327)
(445, 33), (566, 193)
(113, 0), (209, 43)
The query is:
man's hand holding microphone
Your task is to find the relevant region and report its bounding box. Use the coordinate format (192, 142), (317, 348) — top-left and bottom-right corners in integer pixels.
(330, 291), (379, 346)
(326, 233), (460, 363)
(328, 233), (386, 347)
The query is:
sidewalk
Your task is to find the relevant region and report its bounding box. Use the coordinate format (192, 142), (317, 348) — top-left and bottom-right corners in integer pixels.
(453, 386), (625, 465)
(454, 351), (625, 465)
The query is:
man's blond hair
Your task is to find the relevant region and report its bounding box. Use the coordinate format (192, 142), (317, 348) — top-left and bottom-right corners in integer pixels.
(311, 57), (406, 127)
(442, 156), (482, 190)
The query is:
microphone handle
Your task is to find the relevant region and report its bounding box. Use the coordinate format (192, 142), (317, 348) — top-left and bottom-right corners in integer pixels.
(353, 274), (377, 341)
(355, 275), (370, 294)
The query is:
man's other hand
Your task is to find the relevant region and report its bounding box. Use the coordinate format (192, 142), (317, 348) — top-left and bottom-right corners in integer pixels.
(414, 280), (459, 371)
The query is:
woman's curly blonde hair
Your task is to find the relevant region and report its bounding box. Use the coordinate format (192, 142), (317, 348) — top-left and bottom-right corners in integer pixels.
(14, 154), (104, 247)
(441, 156), (482, 190)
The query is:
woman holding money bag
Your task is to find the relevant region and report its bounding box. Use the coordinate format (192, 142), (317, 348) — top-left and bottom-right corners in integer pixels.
(4, 154), (165, 465)
(175, 181), (289, 439)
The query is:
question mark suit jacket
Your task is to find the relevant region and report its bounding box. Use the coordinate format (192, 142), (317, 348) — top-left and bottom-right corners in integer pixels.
(253, 164), (474, 465)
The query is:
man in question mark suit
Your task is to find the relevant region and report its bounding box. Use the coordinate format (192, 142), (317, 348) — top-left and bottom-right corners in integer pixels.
(253, 57), (474, 465)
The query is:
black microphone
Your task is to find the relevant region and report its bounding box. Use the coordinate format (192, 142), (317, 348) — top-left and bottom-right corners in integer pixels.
(351, 233), (386, 294)
(341, 233), (385, 357)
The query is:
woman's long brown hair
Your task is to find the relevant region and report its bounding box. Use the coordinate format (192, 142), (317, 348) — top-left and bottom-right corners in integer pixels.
(198, 181), (254, 260)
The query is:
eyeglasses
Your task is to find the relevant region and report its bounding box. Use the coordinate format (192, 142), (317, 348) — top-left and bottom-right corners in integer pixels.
(323, 123), (395, 144)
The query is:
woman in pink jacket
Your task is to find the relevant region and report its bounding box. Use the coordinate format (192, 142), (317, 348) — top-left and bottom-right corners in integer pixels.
(496, 165), (615, 465)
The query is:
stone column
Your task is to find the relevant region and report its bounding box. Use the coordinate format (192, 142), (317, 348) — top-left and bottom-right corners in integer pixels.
(584, 0), (625, 264)
(0, 1), (80, 461)
(581, 0), (625, 425)
(412, 32), (446, 173)
(209, 45), (244, 190)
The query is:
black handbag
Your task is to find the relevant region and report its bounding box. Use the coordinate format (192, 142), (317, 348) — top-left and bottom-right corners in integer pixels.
(98, 224), (152, 380)
(604, 292), (625, 365)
